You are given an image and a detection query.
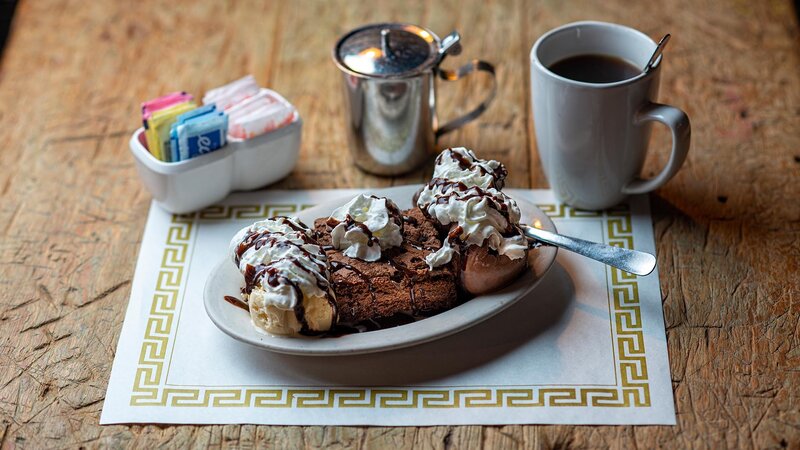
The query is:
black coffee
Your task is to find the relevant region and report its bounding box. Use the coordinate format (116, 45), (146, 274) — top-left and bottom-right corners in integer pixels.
(548, 54), (640, 83)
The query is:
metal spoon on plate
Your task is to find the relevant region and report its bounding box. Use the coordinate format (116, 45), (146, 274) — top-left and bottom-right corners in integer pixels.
(522, 225), (656, 276)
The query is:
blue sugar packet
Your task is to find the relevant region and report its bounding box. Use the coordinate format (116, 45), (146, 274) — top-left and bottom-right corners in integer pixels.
(176, 104), (217, 125)
(170, 105), (214, 161)
(179, 112), (228, 160)
(169, 105), (229, 162)
(169, 104), (217, 162)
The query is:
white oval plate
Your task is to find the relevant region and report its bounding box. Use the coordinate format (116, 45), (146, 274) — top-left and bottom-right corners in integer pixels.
(204, 185), (558, 356)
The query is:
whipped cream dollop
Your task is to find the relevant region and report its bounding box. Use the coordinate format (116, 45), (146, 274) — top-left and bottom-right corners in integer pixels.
(326, 194), (404, 261)
(417, 148), (528, 269)
(230, 216), (336, 336)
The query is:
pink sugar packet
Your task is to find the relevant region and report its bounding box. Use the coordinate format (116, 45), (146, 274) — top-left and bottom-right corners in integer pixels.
(141, 92), (194, 123)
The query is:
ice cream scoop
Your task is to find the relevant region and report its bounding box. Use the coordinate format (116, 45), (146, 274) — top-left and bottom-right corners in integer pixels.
(460, 244), (528, 295)
(230, 216), (336, 336)
(327, 194), (404, 261)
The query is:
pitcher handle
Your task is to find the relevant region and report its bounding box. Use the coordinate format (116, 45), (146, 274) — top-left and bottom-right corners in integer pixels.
(435, 60), (497, 139)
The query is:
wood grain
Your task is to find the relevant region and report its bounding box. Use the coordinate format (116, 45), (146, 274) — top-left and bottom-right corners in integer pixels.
(0, 0), (798, 448)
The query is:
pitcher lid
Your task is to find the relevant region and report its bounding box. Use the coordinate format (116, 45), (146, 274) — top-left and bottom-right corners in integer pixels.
(333, 23), (440, 78)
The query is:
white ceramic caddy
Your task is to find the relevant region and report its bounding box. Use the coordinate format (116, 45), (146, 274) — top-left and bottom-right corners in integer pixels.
(129, 113), (302, 214)
(204, 185), (559, 356)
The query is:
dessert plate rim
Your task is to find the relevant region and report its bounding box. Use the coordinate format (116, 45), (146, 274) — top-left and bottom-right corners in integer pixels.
(203, 185), (558, 356)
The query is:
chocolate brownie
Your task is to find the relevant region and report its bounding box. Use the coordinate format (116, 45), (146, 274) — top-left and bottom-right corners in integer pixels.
(314, 207), (459, 324)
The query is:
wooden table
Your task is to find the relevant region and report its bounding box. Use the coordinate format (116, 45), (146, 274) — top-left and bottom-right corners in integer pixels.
(1, 0), (798, 447)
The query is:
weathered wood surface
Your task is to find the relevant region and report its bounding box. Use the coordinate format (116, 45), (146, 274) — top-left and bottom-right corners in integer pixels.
(0, 0), (798, 448)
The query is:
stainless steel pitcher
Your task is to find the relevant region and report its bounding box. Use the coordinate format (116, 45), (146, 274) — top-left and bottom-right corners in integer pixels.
(332, 23), (497, 175)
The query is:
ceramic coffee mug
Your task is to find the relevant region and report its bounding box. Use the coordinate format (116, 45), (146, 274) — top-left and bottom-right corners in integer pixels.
(530, 21), (690, 210)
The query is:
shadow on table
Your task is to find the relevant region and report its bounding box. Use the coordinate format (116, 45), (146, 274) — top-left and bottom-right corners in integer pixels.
(796, 1), (800, 28)
(252, 262), (575, 386)
(0, 1), (17, 63)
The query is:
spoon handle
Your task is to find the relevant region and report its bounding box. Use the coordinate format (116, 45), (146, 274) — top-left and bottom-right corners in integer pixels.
(522, 225), (656, 276)
(644, 33), (671, 72)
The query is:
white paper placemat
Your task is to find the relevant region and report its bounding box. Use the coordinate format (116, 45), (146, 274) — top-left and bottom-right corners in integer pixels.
(101, 188), (675, 425)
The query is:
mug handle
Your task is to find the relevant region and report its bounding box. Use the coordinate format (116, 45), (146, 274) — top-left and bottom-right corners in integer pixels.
(435, 60), (497, 139)
(622, 102), (691, 194)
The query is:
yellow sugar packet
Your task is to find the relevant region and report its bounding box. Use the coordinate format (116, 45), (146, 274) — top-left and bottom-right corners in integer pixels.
(145, 101), (197, 161)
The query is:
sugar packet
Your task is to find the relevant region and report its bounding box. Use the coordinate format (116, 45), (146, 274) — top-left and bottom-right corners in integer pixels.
(141, 92), (193, 124)
(169, 104), (228, 161)
(144, 101), (197, 161)
(202, 75), (260, 111)
(226, 89), (295, 140)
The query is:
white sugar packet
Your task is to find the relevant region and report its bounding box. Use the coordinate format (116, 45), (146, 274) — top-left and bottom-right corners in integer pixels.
(227, 89), (295, 140)
(203, 75), (261, 111)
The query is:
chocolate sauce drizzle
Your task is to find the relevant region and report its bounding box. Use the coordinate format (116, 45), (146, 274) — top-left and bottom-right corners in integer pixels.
(224, 295), (249, 312)
(329, 260), (377, 308)
(325, 259), (423, 336)
(439, 147), (508, 190)
(233, 216), (337, 336)
(325, 312), (418, 337)
(324, 212), (442, 334)
(326, 215), (379, 247)
(326, 196), (404, 249)
(388, 258), (420, 313)
(424, 180), (515, 233)
(417, 148), (523, 255)
(402, 215), (439, 252)
(402, 214), (418, 226)
(321, 196), (407, 316)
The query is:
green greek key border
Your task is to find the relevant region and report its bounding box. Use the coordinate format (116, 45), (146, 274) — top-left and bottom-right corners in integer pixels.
(130, 203), (649, 408)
